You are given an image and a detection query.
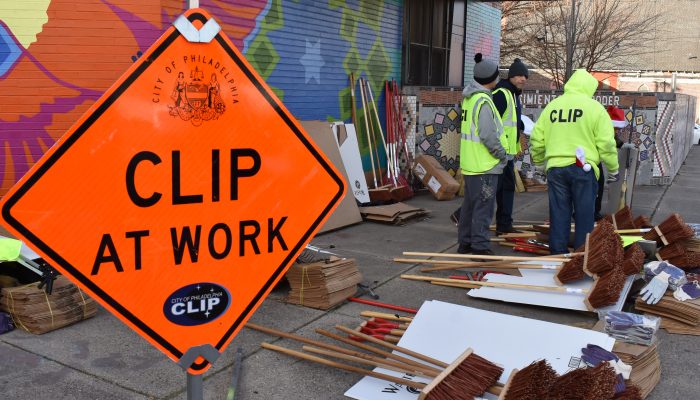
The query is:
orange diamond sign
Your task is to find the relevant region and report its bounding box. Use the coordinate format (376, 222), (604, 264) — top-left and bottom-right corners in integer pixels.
(0, 9), (344, 373)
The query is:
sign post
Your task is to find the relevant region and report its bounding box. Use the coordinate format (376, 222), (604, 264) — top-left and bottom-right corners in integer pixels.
(0, 8), (345, 398)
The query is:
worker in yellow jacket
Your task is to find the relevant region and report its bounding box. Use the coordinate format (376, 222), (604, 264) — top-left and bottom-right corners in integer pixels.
(456, 54), (507, 255)
(530, 69), (619, 254)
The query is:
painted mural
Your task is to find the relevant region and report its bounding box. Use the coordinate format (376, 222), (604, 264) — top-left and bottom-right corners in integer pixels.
(0, 0), (402, 195)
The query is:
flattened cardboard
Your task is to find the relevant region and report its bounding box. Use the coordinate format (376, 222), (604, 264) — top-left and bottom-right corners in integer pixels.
(301, 121), (363, 233)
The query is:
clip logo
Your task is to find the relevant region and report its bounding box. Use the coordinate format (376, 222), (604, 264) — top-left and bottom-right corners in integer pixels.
(164, 283), (230, 326)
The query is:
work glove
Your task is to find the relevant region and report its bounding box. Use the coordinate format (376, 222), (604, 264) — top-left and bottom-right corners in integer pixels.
(673, 281), (700, 301)
(606, 169), (620, 183)
(644, 261), (687, 290)
(580, 344), (632, 380)
(533, 164), (547, 184)
(640, 271), (670, 304)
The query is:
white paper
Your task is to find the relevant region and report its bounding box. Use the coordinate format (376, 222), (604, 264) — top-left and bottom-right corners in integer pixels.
(426, 176), (442, 193)
(332, 122), (370, 204)
(345, 300), (614, 400)
(467, 264), (634, 312)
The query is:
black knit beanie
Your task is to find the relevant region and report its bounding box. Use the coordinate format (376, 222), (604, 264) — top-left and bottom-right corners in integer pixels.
(473, 53), (499, 85)
(508, 58), (529, 79)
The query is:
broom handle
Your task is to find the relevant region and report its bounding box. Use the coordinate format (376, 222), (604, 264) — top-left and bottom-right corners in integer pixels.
(315, 328), (438, 373)
(360, 311), (414, 322)
(416, 257), (566, 272)
(358, 77), (378, 188)
(335, 325), (450, 369)
(403, 251), (574, 262)
(302, 345), (438, 378)
(261, 342), (427, 389)
(402, 274), (588, 294)
(394, 258), (560, 270)
(349, 73), (357, 126)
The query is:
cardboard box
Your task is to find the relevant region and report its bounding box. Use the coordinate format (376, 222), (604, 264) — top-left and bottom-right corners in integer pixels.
(412, 154), (460, 200)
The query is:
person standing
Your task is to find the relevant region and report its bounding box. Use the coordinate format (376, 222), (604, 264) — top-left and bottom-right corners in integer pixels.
(493, 58), (529, 235)
(530, 69), (619, 254)
(457, 54), (507, 255)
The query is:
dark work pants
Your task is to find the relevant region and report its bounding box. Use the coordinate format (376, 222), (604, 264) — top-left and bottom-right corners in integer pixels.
(595, 162), (604, 219)
(496, 159), (516, 231)
(547, 165), (597, 254)
(458, 174), (498, 251)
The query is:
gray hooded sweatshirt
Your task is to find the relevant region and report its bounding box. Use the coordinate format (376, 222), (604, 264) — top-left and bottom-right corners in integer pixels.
(462, 81), (507, 175)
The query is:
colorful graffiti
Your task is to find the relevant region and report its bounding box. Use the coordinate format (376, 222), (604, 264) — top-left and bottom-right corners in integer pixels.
(0, 0), (402, 195)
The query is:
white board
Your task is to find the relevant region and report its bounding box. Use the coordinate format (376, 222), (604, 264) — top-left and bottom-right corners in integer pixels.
(467, 262), (634, 312)
(331, 122), (370, 204)
(345, 300), (614, 400)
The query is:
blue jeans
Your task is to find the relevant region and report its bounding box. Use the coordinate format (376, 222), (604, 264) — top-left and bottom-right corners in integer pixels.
(547, 165), (597, 254)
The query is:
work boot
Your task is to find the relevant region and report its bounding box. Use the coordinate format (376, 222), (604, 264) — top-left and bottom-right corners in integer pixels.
(471, 249), (495, 256)
(457, 243), (472, 254)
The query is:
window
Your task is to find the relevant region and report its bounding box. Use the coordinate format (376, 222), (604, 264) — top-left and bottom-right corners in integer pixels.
(403, 0), (459, 86)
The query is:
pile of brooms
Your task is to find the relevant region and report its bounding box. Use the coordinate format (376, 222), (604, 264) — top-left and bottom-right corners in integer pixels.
(349, 74), (413, 202)
(397, 220), (646, 310)
(249, 321), (642, 400)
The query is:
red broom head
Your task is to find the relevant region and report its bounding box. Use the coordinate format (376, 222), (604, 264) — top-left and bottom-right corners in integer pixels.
(622, 244), (645, 275)
(585, 239), (618, 275)
(555, 255), (586, 284)
(587, 363), (618, 399)
(423, 351), (503, 400)
(548, 368), (590, 399)
(643, 213), (694, 244)
(669, 251), (700, 270)
(658, 243), (687, 260)
(501, 360), (558, 400)
(613, 384), (644, 400)
(585, 268), (626, 310)
(633, 215), (653, 229)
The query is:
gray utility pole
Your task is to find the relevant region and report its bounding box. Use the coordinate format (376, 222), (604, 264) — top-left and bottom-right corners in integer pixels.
(565, 0), (577, 82)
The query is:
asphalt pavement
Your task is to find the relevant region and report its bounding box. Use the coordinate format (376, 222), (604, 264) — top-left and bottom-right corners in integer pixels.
(2, 147), (700, 399)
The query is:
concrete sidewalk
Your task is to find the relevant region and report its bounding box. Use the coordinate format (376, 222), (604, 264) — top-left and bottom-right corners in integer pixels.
(2, 147), (699, 399)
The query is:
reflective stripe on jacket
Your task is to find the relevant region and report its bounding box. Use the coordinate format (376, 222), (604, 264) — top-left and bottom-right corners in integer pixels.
(493, 87), (519, 154)
(460, 92), (504, 174)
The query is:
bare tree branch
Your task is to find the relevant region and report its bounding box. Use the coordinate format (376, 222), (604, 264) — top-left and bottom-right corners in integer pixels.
(500, 0), (666, 88)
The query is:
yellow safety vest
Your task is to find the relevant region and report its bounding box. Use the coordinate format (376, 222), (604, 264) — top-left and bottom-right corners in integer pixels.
(493, 87), (519, 155)
(460, 92), (505, 175)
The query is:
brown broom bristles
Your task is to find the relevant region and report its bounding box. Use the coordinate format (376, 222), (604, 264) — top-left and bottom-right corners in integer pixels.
(658, 243), (687, 260)
(555, 255), (586, 284)
(423, 352), (504, 400)
(622, 244), (645, 275)
(633, 215), (653, 229)
(668, 251), (700, 270)
(643, 213), (694, 244)
(604, 206), (635, 230)
(547, 364), (617, 400)
(585, 268), (626, 310)
(613, 384), (643, 400)
(501, 360), (558, 400)
(583, 220), (624, 276)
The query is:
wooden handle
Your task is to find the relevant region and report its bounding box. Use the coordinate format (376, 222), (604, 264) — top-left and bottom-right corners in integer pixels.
(360, 311), (413, 322)
(302, 345), (438, 379)
(615, 228), (651, 234)
(401, 274), (588, 294)
(397, 258), (561, 270)
(402, 251), (571, 262)
(315, 328), (439, 374)
(335, 325), (449, 369)
(261, 342), (426, 389)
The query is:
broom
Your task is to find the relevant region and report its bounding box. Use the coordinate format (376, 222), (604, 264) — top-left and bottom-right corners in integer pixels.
(642, 213), (694, 245)
(633, 215), (653, 229)
(548, 363), (617, 399)
(622, 243), (645, 275)
(262, 327), (504, 399)
(497, 360), (558, 400)
(582, 221), (625, 276)
(657, 242), (687, 260)
(613, 384), (643, 400)
(604, 205), (635, 230)
(668, 250), (700, 270)
(554, 254), (586, 284)
(584, 268), (627, 310)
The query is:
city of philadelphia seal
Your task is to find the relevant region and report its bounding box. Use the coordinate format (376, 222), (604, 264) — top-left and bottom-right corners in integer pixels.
(153, 54), (239, 126)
